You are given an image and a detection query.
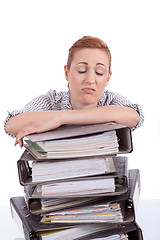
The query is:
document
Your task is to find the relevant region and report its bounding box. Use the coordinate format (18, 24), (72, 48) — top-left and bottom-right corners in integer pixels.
(37, 130), (118, 152)
(32, 156), (116, 182)
(91, 234), (128, 240)
(41, 197), (100, 211)
(25, 130), (119, 158)
(40, 225), (128, 240)
(37, 177), (115, 197)
(41, 202), (123, 223)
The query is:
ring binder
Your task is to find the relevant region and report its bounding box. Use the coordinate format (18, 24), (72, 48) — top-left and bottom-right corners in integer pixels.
(9, 123), (143, 240)
(17, 151), (128, 186)
(10, 195), (143, 240)
(24, 123), (133, 159)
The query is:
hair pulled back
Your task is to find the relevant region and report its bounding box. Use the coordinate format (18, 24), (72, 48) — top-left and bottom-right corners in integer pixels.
(67, 36), (111, 72)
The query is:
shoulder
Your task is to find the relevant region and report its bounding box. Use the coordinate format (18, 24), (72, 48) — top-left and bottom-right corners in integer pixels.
(98, 90), (144, 130)
(98, 90), (122, 106)
(46, 89), (69, 100)
(46, 89), (72, 110)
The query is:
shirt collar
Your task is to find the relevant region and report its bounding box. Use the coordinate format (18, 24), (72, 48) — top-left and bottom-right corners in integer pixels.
(97, 92), (106, 106)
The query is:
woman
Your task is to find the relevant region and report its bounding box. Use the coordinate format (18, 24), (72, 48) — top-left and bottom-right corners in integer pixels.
(4, 36), (144, 147)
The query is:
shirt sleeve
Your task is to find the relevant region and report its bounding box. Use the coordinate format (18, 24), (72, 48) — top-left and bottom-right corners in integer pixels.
(104, 91), (144, 130)
(4, 92), (53, 137)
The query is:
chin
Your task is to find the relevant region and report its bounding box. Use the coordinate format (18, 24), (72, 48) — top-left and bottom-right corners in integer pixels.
(81, 101), (97, 109)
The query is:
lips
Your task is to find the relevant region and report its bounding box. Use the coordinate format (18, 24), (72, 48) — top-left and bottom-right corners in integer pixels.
(81, 88), (96, 94)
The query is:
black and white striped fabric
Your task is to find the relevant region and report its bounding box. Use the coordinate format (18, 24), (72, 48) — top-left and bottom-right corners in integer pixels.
(4, 89), (144, 137)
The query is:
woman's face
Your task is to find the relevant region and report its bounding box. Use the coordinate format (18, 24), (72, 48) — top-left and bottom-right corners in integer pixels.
(64, 48), (111, 110)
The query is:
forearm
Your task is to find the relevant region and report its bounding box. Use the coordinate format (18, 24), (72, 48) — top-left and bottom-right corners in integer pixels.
(5, 105), (140, 139)
(5, 111), (60, 137)
(63, 105), (140, 128)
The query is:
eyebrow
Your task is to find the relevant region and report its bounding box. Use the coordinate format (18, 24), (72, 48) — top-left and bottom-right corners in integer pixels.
(76, 62), (88, 65)
(96, 63), (107, 68)
(76, 62), (106, 68)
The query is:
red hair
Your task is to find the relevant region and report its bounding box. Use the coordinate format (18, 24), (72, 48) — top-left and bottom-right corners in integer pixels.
(67, 36), (111, 72)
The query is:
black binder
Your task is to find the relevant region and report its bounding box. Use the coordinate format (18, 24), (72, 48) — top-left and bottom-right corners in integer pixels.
(22, 158), (128, 200)
(17, 150), (128, 186)
(10, 196), (143, 240)
(24, 122), (133, 159)
(23, 169), (140, 226)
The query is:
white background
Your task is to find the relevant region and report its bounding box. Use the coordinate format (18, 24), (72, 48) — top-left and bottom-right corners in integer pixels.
(0, 0), (160, 205)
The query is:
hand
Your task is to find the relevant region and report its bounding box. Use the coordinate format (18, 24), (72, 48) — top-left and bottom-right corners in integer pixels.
(14, 137), (24, 148)
(14, 111), (64, 147)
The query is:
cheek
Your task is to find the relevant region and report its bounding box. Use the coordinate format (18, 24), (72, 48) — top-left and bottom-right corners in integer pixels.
(70, 72), (83, 85)
(68, 74), (81, 92)
(97, 78), (108, 88)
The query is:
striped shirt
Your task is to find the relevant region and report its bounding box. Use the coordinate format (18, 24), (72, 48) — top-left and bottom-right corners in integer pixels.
(4, 89), (144, 136)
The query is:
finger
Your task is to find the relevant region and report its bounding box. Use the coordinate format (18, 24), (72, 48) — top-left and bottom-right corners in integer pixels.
(14, 137), (23, 147)
(18, 138), (24, 148)
(14, 136), (22, 146)
(16, 131), (25, 141)
(17, 126), (36, 140)
(15, 127), (35, 147)
(14, 138), (18, 146)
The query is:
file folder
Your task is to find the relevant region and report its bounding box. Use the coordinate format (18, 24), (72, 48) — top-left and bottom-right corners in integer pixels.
(24, 123), (133, 159)
(10, 196), (143, 240)
(22, 158), (128, 201)
(23, 169), (139, 225)
(17, 150), (128, 186)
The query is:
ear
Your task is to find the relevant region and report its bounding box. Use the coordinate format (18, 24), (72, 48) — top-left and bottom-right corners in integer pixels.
(105, 72), (112, 87)
(64, 65), (69, 81)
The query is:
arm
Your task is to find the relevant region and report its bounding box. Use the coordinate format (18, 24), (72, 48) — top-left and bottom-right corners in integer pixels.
(6, 105), (140, 146)
(5, 110), (65, 143)
(63, 105), (140, 127)
(5, 90), (143, 147)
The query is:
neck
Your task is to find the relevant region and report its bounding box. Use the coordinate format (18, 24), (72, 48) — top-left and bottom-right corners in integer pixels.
(71, 99), (97, 110)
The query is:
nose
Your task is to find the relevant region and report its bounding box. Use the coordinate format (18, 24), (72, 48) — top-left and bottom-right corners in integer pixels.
(85, 70), (95, 85)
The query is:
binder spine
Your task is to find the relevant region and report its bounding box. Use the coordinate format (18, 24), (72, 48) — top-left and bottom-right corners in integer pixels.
(23, 228), (39, 240)
(10, 197), (39, 240)
(18, 160), (32, 186)
(128, 169), (141, 214)
(113, 156), (128, 176)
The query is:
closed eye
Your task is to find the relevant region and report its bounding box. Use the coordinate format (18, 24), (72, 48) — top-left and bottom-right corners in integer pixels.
(96, 72), (103, 76)
(78, 70), (87, 74)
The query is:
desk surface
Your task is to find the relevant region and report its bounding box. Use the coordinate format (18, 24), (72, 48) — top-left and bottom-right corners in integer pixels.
(1, 199), (160, 240)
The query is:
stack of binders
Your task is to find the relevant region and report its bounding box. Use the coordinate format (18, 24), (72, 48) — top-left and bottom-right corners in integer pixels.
(10, 122), (144, 240)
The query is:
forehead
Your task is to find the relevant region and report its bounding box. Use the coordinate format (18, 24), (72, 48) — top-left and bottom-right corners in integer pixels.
(71, 48), (110, 66)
